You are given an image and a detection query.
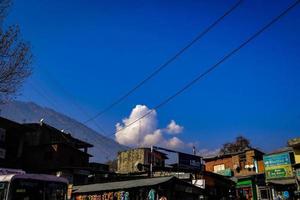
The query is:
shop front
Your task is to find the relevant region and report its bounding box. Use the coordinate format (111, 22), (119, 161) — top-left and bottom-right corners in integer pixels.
(72, 176), (204, 200)
(236, 178), (256, 200)
(264, 149), (297, 199)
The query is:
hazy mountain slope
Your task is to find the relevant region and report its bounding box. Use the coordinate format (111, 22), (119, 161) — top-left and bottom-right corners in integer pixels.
(0, 100), (127, 163)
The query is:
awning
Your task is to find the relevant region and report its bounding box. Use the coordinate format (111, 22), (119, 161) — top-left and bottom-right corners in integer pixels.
(73, 176), (204, 194)
(267, 179), (296, 185)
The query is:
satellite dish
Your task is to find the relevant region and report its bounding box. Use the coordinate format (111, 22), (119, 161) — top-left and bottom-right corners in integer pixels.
(134, 162), (143, 171)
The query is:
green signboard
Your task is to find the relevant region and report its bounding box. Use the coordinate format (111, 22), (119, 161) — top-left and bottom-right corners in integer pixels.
(216, 169), (232, 177)
(265, 165), (293, 179)
(237, 179), (252, 187)
(263, 152), (294, 179)
(266, 167), (288, 178)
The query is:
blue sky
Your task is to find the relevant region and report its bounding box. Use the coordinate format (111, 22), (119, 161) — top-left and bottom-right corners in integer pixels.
(6, 0), (300, 153)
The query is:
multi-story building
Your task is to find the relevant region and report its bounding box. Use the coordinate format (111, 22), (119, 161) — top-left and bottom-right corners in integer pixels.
(0, 117), (30, 168)
(117, 148), (167, 174)
(0, 117), (93, 185)
(204, 148), (265, 200)
(23, 121), (93, 184)
(288, 137), (300, 196)
(263, 147), (297, 199)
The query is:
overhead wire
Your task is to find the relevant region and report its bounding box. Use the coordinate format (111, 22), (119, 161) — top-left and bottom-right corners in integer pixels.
(82, 0), (244, 124)
(28, 79), (114, 160)
(110, 0), (300, 138)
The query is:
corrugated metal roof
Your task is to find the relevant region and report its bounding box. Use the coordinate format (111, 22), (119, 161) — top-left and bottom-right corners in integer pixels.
(266, 147), (293, 155)
(267, 178), (296, 185)
(73, 176), (175, 194)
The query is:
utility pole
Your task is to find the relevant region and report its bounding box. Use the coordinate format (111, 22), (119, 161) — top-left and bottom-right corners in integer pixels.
(150, 145), (153, 177)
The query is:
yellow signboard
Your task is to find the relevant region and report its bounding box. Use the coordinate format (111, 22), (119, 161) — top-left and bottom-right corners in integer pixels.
(265, 164), (293, 179)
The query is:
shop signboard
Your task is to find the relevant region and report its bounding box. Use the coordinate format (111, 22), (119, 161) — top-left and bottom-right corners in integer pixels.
(265, 165), (293, 179)
(296, 168), (300, 180)
(263, 152), (291, 167)
(263, 152), (293, 179)
(236, 179), (252, 188)
(216, 168), (232, 177)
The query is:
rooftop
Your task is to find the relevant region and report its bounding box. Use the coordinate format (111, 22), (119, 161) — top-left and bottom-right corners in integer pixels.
(203, 147), (264, 161)
(73, 176), (203, 194)
(25, 122), (93, 148)
(266, 146), (294, 155)
(288, 137), (300, 148)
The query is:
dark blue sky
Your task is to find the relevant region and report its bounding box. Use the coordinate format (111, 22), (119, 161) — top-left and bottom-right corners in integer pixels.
(7, 0), (300, 153)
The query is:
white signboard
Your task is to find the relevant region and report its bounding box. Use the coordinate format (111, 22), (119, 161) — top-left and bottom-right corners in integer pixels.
(192, 179), (205, 189)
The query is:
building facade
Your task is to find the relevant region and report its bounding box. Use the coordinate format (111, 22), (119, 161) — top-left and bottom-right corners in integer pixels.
(0, 117), (93, 185)
(117, 148), (167, 174)
(288, 137), (300, 196)
(0, 117), (29, 169)
(204, 148), (266, 200)
(263, 147), (298, 199)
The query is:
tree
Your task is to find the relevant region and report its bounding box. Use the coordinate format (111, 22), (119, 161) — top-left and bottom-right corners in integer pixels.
(220, 136), (251, 154)
(0, 0), (32, 103)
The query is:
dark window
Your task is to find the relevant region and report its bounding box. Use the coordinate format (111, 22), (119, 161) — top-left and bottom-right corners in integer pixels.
(9, 179), (44, 200)
(0, 129), (5, 142)
(69, 157), (74, 165)
(0, 182), (8, 200)
(239, 154), (246, 170)
(9, 179), (67, 200)
(44, 151), (53, 160)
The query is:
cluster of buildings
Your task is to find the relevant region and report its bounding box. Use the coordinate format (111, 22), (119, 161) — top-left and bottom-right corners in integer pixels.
(0, 117), (108, 185)
(203, 141), (300, 199)
(0, 116), (300, 199)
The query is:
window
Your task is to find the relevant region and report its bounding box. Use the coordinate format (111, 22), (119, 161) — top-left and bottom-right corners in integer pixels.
(0, 128), (5, 142)
(213, 164), (225, 172)
(0, 149), (6, 159)
(44, 151), (53, 160)
(239, 154), (246, 170)
(9, 179), (44, 200)
(0, 182), (8, 200)
(9, 179), (67, 200)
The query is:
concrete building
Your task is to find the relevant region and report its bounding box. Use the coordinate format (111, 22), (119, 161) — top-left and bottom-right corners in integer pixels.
(0, 117), (31, 168)
(203, 148), (266, 200)
(117, 148), (167, 174)
(288, 137), (300, 196)
(263, 147), (297, 199)
(0, 117), (93, 185)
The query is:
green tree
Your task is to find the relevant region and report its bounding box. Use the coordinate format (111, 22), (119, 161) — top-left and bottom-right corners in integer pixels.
(0, 0), (32, 103)
(220, 136), (251, 154)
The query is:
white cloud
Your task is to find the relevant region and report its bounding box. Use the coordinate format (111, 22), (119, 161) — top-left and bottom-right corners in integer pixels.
(142, 130), (163, 147)
(115, 105), (186, 149)
(115, 105), (157, 146)
(165, 137), (184, 149)
(165, 120), (183, 134)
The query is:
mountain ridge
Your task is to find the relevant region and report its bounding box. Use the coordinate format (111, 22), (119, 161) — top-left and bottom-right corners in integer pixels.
(0, 100), (127, 163)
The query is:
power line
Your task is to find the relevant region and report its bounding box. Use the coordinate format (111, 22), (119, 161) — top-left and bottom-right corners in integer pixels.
(28, 80), (59, 109)
(38, 68), (108, 135)
(83, 0), (244, 124)
(111, 0), (300, 138)
(28, 79), (114, 160)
